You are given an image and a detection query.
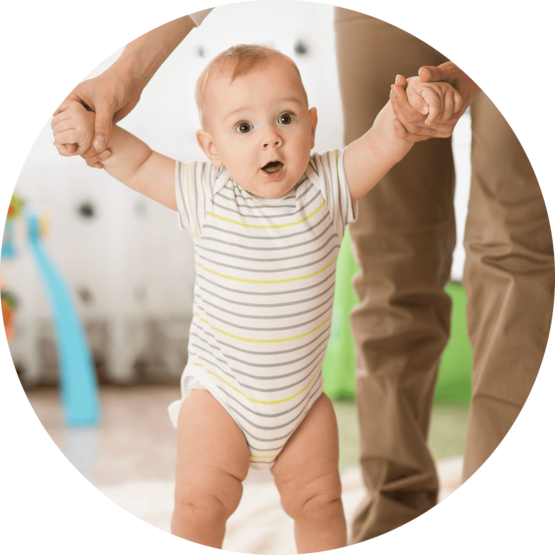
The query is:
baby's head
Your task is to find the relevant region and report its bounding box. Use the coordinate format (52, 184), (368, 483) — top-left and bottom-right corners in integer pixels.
(195, 44), (318, 199)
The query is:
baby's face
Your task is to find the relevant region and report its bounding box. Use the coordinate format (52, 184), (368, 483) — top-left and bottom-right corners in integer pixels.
(197, 58), (317, 198)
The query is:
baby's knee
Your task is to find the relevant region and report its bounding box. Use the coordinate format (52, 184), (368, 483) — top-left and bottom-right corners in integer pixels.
(280, 472), (343, 521)
(174, 478), (243, 525)
(174, 491), (224, 522)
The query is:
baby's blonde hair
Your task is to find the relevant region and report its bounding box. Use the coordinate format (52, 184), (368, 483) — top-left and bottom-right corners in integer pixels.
(195, 44), (308, 129)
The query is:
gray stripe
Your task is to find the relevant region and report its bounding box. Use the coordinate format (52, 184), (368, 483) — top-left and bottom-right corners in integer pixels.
(194, 162), (201, 236)
(295, 180), (313, 204)
(214, 371), (322, 421)
(201, 220), (334, 251)
(199, 233), (335, 263)
(191, 344), (324, 392)
(191, 335), (327, 383)
(198, 270), (335, 297)
(198, 244), (339, 273)
(309, 154), (319, 177)
(200, 304), (332, 332)
(326, 153), (337, 233)
(198, 278), (335, 308)
(192, 320), (332, 356)
(195, 350), (324, 394)
(223, 338), (330, 371)
(210, 376), (323, 442)
(214, 364), (322, 418)
(218, 191), (297, 209)
(192, 331), (329, 378)
(200, 291), (335, 320)
(177, 162), (192, 232)
(230, 181), (305, 203)
(213, 187), (318, 218)
(201, 207), (329, 241)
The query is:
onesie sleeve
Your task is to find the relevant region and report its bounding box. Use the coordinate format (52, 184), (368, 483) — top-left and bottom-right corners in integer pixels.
(306, 148), (357, 242)
(175, 160), (219, 242)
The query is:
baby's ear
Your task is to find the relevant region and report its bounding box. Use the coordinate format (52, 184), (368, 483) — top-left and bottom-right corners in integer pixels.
(196, 129), (222, 167)
(309, 107), (318, 148)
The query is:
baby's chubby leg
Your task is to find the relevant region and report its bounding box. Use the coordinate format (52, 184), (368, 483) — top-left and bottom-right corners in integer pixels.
(171, 390), (250, 548)
(272, 393), (347, 553)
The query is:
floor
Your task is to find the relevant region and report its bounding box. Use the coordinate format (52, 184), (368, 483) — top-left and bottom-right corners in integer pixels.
(26, 385), (468, 553)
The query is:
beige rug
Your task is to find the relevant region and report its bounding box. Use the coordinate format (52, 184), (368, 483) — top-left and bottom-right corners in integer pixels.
(99, 458), (463, 554)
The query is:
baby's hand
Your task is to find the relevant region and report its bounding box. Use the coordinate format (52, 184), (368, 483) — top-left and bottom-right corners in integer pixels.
(402, 76), (463, 126)
(51, 100), (95, 156)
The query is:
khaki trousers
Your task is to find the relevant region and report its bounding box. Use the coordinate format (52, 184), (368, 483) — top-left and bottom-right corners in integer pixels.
(334, 8), (554, 542)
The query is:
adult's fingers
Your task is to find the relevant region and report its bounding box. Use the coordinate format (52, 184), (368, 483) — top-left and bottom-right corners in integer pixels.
(391, 95), (454, 139)
(394, 74), (407, 89)
(392, 118), (430, 142)
(81, 146), (112, 168)
(391, 83), (426, 124)
(92, 99), (115, 151)
(418, 65), (445, 82)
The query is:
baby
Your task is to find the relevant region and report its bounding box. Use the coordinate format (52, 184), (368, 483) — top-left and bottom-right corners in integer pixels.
(52, 44), (462, 552)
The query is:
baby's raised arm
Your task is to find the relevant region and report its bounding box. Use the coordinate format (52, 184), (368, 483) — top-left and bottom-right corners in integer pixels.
(343, 98), (414, 202)
(52, 101), (177, 211)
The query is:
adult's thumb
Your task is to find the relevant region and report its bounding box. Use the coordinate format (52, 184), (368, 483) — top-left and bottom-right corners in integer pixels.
(93, 103), (113, 151)
(419, 66), (443, 82)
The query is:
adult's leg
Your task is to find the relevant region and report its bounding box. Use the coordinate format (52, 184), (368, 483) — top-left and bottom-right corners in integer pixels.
(462, 93), (554, 480)
(334, 8), (456, 541)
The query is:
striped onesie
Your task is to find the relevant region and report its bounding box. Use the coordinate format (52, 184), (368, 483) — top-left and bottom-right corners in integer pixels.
(168, 148), (357, 469)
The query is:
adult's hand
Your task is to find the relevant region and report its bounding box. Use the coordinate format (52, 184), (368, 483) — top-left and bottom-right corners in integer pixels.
(391, 62), (481, 142)
(53, 67), (143, 162)
(52, 15), (197, 167)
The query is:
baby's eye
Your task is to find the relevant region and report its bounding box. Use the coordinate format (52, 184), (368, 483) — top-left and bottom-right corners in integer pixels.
(236, 122), (253, 134)
(278, 113), (295, 125)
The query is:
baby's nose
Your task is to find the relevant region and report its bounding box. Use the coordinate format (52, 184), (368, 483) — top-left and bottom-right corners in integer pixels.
(262, 126), (283, 148)
(263, 138), (281, 148)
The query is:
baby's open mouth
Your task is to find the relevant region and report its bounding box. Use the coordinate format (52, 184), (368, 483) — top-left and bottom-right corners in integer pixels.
(262, 161), (283, 174)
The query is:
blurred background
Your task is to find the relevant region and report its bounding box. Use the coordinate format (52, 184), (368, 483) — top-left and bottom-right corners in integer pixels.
(1, 2), (473, 552)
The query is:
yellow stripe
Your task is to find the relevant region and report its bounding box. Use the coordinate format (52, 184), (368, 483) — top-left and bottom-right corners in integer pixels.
(196, 256), (337, 284)
(193, 362), (319, 405)
(207, 199), (326, 229)
(194, 313), (331, 343)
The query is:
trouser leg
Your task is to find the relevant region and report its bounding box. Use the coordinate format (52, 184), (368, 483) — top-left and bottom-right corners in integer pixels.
(462, 93), (554, 480)
(334, 8), (455, 541)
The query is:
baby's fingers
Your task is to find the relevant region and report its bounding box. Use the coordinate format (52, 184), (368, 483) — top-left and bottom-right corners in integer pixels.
(406, 87), (429, 115)
(54, 129), (80, 145)
(439, 89), (466, 122)
(52, 118), (77, 136)
(53, 142), (77, 156)
(420, 88), (443, 126)
(438, 91), (455, 123)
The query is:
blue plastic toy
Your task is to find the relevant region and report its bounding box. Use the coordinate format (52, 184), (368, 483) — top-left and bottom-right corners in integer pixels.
(26, 211), (100, 426)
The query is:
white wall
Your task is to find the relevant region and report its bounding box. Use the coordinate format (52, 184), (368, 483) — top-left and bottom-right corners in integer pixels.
(2, 1), (471, 384)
